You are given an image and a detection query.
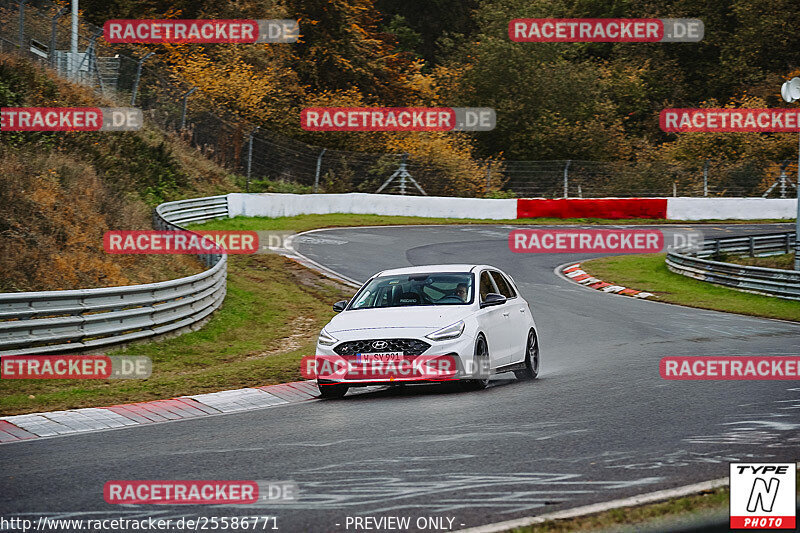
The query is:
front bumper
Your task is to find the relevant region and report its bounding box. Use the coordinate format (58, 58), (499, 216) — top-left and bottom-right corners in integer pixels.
(316, 333), (475, 385)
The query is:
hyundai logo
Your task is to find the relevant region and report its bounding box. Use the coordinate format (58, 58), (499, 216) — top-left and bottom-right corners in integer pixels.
(372, 340), (388, 350)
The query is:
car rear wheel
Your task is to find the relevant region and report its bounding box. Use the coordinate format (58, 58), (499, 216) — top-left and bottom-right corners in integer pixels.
(318, 383), (349, 399)
(514, 330), (539, 381)
(462, 335), (490, 390)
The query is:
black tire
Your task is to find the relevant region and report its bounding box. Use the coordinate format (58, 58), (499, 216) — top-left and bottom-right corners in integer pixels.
(462, 335), (490, 390)
(514, 330), (539, 381)
(318, 382), (349, 399)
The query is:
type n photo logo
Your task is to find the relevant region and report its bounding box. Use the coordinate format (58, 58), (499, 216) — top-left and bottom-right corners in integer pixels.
(730, 463), (796, 529)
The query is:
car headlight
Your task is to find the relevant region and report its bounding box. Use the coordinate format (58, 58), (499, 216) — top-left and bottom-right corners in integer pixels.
(426, 321), (465, 341)
(318, 328), (338, 346)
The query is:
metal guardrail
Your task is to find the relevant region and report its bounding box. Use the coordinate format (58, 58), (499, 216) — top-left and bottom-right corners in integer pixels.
(666, 232), (800, 300)
(0, 195), (230, 356)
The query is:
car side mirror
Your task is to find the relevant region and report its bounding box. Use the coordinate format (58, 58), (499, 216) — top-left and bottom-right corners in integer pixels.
(480, 293), (507, 308)
(333, 300), (349, 312)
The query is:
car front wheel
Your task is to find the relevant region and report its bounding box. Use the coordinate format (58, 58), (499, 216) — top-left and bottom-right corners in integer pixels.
(462, 335), (490, 390)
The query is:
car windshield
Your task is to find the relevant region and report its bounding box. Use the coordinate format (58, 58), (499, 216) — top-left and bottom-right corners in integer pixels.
(349, 273), (474, 309)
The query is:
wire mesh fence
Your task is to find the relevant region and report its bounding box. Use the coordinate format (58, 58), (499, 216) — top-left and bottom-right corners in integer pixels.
(1, 0), (798, 199)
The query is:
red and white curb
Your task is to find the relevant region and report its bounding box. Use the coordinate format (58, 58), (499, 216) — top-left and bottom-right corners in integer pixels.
(560, 263), (655, 299)
(0, 381), (320, 444)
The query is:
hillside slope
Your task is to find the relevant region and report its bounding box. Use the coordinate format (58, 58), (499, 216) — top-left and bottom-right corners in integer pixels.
(0, 54), (239, 292)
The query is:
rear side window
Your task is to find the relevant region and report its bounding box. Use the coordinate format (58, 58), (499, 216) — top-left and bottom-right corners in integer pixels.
(490, 271), (516, 298)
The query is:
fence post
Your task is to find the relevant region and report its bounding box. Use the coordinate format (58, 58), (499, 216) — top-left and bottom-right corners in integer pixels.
(18, 0), (27, 51)
(313, 148), (326, 193)
(376, 154), (425, 195)
(246, 126), (260, 192)
(70, 0), (78, 78)
(485, 160), (492, 191)
(795, 134), (800, 271)
(50, 6), (68, 65)
(673, 181), (677, 197)
(88, 28), (103, 91)
(130, 51), (154, 106)
(563, 160), (571, 198)
(703, 160), (709, 197)
(780, 160), (789, 199)
(179, 87), (197, 130)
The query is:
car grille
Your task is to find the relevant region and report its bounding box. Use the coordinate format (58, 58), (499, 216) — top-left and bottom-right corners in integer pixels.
(334, 338), (431, 356)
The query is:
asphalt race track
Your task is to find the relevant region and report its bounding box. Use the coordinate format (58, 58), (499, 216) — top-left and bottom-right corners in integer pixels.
(2, 223), (799, 532)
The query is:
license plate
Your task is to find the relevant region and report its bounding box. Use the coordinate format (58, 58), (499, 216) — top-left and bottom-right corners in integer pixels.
(357, 352), (403, 363)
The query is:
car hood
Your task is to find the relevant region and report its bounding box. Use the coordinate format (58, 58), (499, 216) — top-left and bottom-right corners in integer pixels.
(325, 306), (472, 334)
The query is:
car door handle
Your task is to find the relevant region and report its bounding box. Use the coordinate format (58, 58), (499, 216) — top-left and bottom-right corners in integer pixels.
(519, 308), (526, 313)
(502, 312), (510, 317)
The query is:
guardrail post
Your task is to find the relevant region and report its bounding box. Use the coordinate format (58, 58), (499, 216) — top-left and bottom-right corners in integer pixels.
(714, 239), (721, 260)
(749, 236), (755, 257)
(787, 233), (792, 255)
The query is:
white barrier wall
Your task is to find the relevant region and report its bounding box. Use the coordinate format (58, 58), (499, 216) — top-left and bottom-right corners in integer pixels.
(226, 193), (796, 221)
(666, 198), (797, 221)
(227, 193), (518, 220)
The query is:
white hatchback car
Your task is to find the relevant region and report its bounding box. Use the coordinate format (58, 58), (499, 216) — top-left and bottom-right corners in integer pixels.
(315, 264), (539, 398)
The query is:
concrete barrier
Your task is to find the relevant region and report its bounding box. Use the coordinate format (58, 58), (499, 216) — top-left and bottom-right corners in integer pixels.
(227, 193), (518, 220)
(517, 198), (667, 219)
(228, 193), (796, 221)
(666, 197), (797, 221)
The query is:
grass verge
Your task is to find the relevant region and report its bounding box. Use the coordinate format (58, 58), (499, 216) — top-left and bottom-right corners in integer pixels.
(508, 485), (729, 532)
(581, 254), (800, 322)
(510, 471), (800, 532)
(193, 214), (792, 232)
(724, 253), (795, 270)
(0, 255), (352, 415)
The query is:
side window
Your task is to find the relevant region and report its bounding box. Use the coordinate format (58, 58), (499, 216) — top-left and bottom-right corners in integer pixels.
(490, 271), (516, 298)
(479, 271), (497, 302)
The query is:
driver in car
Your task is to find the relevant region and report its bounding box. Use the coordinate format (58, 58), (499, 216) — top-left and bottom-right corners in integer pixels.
(456, 283), (469, 303)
